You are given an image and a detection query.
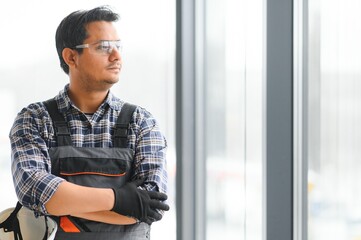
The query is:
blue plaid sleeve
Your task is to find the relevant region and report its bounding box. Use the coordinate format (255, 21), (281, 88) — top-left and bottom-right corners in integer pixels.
(130, 108), (168, 195)
(9, 104), (64, 214)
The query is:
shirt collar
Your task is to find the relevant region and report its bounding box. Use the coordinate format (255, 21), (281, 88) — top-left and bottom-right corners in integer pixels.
(105, 90), (122, 111)
(55, 84), (122, 113)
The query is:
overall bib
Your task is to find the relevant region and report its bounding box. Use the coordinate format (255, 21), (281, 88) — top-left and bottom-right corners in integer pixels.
(44, 99), (150, 240)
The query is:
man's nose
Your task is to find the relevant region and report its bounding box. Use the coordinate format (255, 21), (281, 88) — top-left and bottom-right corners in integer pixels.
(109, 47), (122, 61)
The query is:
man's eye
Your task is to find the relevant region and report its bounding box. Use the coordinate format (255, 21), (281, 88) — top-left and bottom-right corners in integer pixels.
(96, 45), (110, 51)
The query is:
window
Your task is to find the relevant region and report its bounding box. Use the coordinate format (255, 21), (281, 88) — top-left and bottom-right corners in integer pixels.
(203, 0), (263, 239)
(308, 0), (361, 239)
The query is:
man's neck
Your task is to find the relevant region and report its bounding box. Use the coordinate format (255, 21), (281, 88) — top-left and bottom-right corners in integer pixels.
(68, 87), (109, 114)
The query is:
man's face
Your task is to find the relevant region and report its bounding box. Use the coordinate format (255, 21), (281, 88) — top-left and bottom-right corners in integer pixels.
(73, 21), (122, 92)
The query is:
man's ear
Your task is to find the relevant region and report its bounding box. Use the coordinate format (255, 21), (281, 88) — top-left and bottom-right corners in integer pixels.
(62, 48), (78, 69)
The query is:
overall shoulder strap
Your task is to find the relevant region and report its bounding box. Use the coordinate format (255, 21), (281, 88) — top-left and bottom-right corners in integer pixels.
(43, 98), (72, 146)
(114, 103), (137, 148)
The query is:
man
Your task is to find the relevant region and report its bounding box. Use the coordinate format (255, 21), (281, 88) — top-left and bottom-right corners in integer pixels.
(9, 6), (169, 239)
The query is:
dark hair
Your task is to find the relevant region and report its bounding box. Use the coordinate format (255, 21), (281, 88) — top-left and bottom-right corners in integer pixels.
(55, 6), (120, 74)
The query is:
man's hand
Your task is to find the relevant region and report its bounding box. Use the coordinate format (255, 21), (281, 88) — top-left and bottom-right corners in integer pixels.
(112, 179), (170, 224)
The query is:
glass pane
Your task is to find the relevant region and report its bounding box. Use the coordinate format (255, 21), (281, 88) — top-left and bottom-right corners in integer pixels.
(204, 0), (263, 239)
(0, 1), (175, 239)
(308, 0), (361, 239)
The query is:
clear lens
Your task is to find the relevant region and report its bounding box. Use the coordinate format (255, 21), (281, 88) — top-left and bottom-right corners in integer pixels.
(95, 40), (122, 54)
(76, 40), (122, 55)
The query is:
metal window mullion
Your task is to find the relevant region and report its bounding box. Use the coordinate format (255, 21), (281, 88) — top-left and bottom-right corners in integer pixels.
(293, 0), (308, 239)
(195, 0), (206, 239)
(264, 0), (294, 240)
(176, 0), (198, 240)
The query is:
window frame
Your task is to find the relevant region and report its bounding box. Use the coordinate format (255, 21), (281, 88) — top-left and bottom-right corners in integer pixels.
(176, 0), (302, 239)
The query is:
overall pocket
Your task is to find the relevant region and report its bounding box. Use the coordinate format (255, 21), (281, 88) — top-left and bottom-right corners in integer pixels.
(49, 146), (134, 188)
(59, 155), (131, 188)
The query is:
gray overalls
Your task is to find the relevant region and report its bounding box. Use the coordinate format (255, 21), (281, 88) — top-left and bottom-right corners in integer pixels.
(44, 99), (150, 240)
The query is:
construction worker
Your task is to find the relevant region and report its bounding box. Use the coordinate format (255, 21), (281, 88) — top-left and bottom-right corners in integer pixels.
(8, 6), (169, 239)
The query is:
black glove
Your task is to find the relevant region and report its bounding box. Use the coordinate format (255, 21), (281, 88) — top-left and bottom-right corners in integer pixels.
(112, 179), (170, 224)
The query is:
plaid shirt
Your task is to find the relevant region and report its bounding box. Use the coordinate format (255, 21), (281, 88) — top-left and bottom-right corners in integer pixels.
(9, 84), (167, 214)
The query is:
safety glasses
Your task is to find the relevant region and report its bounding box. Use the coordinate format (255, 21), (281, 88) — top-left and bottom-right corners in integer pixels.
(74, 40), (122, 55)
